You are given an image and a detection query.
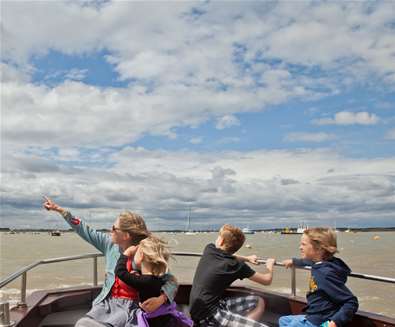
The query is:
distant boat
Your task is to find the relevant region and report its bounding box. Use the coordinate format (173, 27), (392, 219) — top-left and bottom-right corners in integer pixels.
(281, 223), (307, 235)
(242, 227), (255, 235)
(184, 208), (197, 235)
(50, 230), (61, 236)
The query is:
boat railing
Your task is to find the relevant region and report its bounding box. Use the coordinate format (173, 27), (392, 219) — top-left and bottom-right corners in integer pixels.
(1, 252), (395, 308)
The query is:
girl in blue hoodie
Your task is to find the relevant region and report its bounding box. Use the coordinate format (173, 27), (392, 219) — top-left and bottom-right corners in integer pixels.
(279, 228), (358, 327)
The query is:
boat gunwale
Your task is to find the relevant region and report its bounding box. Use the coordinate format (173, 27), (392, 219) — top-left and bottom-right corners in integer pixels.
(8, 284), (395, 327)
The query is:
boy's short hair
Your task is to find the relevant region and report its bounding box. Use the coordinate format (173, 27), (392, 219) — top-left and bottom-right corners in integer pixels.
(219, 224), (245, 254)
(304, 227), (338, 259)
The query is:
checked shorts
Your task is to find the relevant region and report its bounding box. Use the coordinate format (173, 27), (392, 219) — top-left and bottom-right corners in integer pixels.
(195, 295), (269, 327)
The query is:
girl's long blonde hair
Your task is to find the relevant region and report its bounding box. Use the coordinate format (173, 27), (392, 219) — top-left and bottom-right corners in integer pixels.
(139, 235), (170, 276)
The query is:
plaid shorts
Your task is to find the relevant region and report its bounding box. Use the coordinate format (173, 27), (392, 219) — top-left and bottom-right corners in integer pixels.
(195, 295), (269, 327)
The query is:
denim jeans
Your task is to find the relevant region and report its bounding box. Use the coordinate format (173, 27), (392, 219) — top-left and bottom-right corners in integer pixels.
(279, 315), (318, 327)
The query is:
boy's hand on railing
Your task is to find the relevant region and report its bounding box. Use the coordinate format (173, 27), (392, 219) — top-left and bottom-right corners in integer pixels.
(265, 258), (275, 271)
(246, 255), (259, 265)
(282, 259), (293, 268)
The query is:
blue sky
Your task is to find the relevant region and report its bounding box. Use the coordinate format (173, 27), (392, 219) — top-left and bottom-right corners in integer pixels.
(1, 1), (395, 230)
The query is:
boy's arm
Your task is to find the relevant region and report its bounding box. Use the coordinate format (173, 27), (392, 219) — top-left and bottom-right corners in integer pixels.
(318, 273), (359, 327)
(249, 258), (275, 286)
(233, 254), (259, 265)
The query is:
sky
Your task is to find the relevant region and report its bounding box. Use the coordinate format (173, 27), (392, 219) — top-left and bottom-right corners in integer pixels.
(1, 1), (395, 230)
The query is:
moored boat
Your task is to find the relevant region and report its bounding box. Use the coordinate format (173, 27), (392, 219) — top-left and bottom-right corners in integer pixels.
(1, 252), (394, 327)
(242, 227), (256, 235)
(281, 224), (307, 235)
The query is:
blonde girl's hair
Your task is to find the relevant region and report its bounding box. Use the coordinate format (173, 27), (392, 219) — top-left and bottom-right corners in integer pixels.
(304, 227), (338, 259)
(139, 235), (170, 276)
(118, 211), (150, 246)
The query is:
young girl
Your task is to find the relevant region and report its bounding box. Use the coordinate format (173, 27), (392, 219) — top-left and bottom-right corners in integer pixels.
(43, 196), (178, 327)
(279, 228), (358, 327)
(116, 236), (193, 327)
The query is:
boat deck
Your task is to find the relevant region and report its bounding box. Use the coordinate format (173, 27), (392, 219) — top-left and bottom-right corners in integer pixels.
(10, 284), (395, 327)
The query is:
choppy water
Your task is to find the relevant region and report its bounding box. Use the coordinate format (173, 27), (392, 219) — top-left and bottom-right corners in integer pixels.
(1, 231), (394, 317)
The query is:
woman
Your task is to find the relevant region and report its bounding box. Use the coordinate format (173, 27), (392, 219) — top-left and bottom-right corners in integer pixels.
(43, 196), (177, 327)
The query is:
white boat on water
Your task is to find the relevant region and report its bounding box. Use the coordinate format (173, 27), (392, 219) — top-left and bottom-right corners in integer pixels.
(281, 223), (307, 235)
(242, 227), (255, 234)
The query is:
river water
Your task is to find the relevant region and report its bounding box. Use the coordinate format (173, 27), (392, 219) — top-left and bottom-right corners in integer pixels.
(1, 231), (394, 317)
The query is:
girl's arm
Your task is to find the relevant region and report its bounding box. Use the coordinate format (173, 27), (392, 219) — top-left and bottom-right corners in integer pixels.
(115, 254), (147, 289)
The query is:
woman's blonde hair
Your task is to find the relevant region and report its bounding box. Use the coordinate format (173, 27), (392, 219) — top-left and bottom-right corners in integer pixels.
(304, 227), (338, 259)
(139, 235), (170, 276)
(118, 211), (150, 246)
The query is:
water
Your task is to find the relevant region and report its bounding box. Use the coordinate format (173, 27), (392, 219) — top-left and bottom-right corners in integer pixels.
(1, 231), (394, 317)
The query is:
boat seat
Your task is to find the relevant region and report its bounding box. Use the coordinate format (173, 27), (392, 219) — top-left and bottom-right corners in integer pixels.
(38, 306), (89, 327)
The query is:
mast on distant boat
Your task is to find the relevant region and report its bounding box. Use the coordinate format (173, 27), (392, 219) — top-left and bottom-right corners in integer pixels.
(185, 207), (197, 235)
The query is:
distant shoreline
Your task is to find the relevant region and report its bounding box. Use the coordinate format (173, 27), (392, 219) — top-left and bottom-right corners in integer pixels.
(2, 227), (395, 233)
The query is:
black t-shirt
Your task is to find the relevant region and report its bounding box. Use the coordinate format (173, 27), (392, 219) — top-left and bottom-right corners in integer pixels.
(115, 254), (174, 327)
(189, 243), (255, 321)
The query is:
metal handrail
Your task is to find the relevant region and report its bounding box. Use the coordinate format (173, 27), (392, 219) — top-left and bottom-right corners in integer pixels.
(1, 252), (394, 306)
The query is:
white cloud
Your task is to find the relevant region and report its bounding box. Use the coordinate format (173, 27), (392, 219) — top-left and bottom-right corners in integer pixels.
(2, 147), (395, 229)
(64, 68), (88, 81)
(216, 115), (240, 130)
(1, 2), (395, 230)
(313, 111), (379, 126)
(285, 132), (336, 143)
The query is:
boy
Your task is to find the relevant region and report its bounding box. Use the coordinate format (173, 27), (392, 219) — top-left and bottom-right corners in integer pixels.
(189, 224), (275, 327)
(280, 228), (358, 327)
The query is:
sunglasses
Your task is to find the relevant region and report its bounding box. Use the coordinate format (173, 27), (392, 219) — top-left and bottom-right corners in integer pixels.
(111, 225), (123, 232)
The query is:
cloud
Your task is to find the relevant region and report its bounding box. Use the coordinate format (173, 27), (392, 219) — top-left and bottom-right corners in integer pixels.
(2, 147), (395, 229)
(285, 132), (336, 143)
(64, 68), (88, 81)
(216, 115), (240, 130)
(2, 2), (394, 151)
(313, 111), (380, 126)
(1, 2), (395, 230)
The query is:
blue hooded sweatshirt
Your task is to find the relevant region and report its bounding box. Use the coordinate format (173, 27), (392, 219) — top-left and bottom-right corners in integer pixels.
(293, 257), (358, 327)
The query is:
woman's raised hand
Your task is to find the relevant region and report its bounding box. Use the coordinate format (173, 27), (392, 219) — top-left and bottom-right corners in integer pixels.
(43, 196), (64, 213)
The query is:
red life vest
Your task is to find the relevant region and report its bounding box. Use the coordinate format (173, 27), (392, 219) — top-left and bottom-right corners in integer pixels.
(111, 257), (139, 300)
